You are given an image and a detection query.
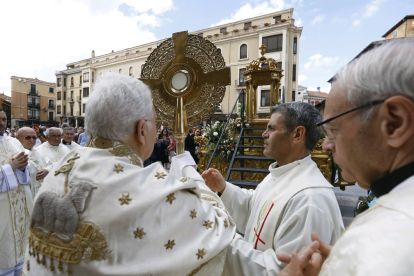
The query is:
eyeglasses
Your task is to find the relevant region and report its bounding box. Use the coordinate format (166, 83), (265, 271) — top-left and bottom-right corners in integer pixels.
(49, 135), (62, 139)
(64, 133), (75, 136)
(316, 99), (386, 140)
(19, 135), (37, 140)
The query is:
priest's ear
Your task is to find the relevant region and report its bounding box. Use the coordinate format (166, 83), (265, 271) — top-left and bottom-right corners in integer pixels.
(292, 126), (306, 145)
(134, 120), (147, 145)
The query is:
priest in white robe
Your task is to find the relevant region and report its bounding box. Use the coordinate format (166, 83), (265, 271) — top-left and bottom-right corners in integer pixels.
(0, 110), (32, 276)
(16, 127), (53, 197)
(22, 73), (237, 276)
(37, 127), (70, 163)
(295, 40), (414, 276)
(61, 127), (80, 151)
(203, 102), (344, 275)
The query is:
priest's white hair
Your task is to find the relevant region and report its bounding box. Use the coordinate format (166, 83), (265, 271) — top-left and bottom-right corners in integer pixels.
(46, 127), (62, 136)
(334, 40), (414, 119)
(85, 72), (153, 141)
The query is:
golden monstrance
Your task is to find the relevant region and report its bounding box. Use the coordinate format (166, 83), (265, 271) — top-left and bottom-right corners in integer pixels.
(140, 31), (230, 154)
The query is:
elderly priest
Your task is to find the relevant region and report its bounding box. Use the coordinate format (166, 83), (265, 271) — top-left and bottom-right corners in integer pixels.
(22, 73), (238, 276)
(203, 102), (344, 275)
(37, 127), (70, 163)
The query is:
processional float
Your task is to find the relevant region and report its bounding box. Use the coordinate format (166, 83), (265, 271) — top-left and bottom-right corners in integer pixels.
(140, 31), (230, 154)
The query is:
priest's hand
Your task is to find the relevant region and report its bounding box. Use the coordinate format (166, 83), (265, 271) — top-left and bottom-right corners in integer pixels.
(278, 240), (320, 276)
(36, 169), (49, 180)
(201, 168), (226, 193)
(10, 152), (28, 171)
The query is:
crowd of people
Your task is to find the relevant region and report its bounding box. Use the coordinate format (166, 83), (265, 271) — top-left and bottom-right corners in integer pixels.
(0, 41), (413, 276)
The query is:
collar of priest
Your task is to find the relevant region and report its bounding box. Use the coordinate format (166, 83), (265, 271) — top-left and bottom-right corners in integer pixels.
(370, 161), (414, 198)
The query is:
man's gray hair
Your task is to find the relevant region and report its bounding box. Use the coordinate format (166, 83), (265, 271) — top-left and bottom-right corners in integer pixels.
(61, 123), (70, 129)
(63, 127), (75, 133)
(46, 127), (62, 136)
(270, 102), (322, 151)
(334, 40), (414, 119)
(85, 72), (153, 140)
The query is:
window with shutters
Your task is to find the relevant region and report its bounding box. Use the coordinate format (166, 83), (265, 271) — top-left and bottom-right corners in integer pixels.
(240, 44), (248, 59)
(239, 68), (246, 86)
(293, 37), (297, 54)
(262, 34), (283, 53)
(261, 90), (270, 106)
(83, 87), (89, 97)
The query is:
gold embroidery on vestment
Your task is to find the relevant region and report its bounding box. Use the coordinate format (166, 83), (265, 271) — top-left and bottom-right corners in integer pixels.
(155, 172), (167, 179)
(165, 240), (175, 250)
(133, 228), (146, 239)
(224, 219), (228, 228)
(203, 220), (213, 229)
(54, 153), (80, 194)
(190, 209), (197, 219)
(196, 248), (206, 259)
(180, 177), (190, 182)
(119, 193), (132, 205)
(113, 164), (124, 173)
(166, 193), (176, 204)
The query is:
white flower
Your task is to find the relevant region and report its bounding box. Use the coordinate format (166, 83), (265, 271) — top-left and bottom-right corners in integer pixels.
(230, 137), (233, 140)
(227, 150), (231, 154)
(237, 124), (240, 127)
(246, 123), (251, 127)
(213, 132), (218, 136)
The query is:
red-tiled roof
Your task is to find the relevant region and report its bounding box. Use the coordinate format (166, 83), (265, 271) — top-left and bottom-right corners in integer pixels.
(11, 76), (56, 86)
(307, 91), (328, 98)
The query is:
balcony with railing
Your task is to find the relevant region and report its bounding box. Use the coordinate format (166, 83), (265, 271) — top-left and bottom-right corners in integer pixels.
(67, 96), (74, 103)
(28, 115), (40, 120)
(49, 104), (55, 109)
(28, 89), (40, 97)
(27, 102), (40, 108)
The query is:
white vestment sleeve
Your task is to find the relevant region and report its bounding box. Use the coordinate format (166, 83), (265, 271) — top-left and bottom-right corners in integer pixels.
(224, 191), (336, 275)
(221, 182), (255, 234)
(15, 166), (31, 185)
(0, 164), (18, 193)
(170, 151), (197, 178)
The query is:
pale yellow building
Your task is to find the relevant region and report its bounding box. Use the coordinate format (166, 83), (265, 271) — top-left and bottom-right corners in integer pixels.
(56, 8), (302, 126)
(10, 76), (58, 127)
(382, 15), (414, 39)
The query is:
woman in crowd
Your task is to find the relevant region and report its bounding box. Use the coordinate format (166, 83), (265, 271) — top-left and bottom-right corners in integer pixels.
(167, 131), (176, 165)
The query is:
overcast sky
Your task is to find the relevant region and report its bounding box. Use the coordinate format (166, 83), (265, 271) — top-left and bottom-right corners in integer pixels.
(0, 0), (412, 95)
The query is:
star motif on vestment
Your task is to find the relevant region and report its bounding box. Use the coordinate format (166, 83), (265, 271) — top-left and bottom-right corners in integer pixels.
(133, 228), (146, 239)
(119, 193), (132, 205)
(190, 209), (197, 219)
(155, 172), (167, 179)
(224, 219), (228, 228)
(203, 220), (213, 229)
(166, 193), (176, 204)
(165, 240), (175, 250)
(113, 164), (124, 173)
(196, 248), (206, 260)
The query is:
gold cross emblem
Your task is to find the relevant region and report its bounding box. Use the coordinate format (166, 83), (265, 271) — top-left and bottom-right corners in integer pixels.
(166, 193), (176, 204)
(224, 219), (228, 228)
(155, 172), (167, 179)
(203, 220), (213, 229)
(196, 248), (206, 260)
(190, 209), (197, 219)
(119, 193), (132, 205)
(165, 240), (175, 250)
(113, 164), (124, 173)
(133, 228), (146, 239)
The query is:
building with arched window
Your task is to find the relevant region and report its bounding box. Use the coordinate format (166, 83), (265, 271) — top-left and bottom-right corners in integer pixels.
(55, 8), (302, 126)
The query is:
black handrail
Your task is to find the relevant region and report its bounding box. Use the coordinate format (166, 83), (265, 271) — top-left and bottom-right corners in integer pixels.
(206, 89), (244, 170)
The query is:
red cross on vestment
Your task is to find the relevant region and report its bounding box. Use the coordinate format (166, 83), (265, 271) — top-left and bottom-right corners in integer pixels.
(254, 203), (274, 249)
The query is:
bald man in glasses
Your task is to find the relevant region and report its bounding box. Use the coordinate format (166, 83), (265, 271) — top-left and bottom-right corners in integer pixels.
(16, 127), (53, 197)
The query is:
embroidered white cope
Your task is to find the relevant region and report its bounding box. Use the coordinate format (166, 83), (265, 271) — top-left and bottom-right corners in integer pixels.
(221, 155), (344, 275)
(0, 135), (31, 269)
(23, 141), (235, 276)
(320, 176), (414, 275)
(37, 141), (70, 163)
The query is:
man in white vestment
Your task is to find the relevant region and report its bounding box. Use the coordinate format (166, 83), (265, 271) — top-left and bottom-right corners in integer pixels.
(61, 127), (80, 151)
(37, 127), (70, 163)
(0, 110), (32, 276)
(22, 73), (239, 276)
(203, 102), (344, 275)
(285, 40), (414, 275)
(16, 127), (53, 197)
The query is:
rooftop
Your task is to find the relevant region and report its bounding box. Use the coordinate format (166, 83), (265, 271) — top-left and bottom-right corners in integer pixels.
(11, 76), (56, 86)
(382, 15), (414, 38)
(307, 91), (329, 98)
